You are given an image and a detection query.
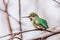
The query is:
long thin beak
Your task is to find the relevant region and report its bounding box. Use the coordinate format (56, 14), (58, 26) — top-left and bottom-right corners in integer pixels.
(21, 16), (29, 18)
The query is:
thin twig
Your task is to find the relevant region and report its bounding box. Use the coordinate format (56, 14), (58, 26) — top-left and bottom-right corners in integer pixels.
(3, 0), (6, 6)
(0, 8), (5, 12)
(19, 0), (23, 40)
(53, 0), (60, 4)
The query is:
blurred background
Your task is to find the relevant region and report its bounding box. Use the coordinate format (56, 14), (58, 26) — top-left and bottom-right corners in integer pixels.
(0, 0), (60, 40)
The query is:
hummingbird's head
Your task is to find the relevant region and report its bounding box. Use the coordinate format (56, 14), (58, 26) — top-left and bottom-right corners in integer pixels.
(21, 12), (39, 21)
(29, 12), (39, 21)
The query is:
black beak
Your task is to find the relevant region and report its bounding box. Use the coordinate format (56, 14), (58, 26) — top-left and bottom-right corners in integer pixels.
(21, 16), (29, 18)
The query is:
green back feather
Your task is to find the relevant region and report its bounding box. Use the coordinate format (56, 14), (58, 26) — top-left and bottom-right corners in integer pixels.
(36, 18), (49, 29)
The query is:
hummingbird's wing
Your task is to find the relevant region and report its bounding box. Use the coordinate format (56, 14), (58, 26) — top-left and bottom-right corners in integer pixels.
(35, 18), (49, 29)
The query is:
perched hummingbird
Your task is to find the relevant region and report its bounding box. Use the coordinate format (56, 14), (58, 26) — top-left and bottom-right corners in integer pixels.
(22, 12), (49, 30)
(28, 12), (49, 30)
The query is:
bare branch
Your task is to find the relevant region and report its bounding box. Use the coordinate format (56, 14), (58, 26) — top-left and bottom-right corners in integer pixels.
(19, 0), (23, 39)
(0, 29), (55, 38)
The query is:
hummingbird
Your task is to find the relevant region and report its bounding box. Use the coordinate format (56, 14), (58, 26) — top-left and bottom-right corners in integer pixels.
(21, 12), (55, 33)
(29, 12), (49, 30)
(22, 12), (49, 30)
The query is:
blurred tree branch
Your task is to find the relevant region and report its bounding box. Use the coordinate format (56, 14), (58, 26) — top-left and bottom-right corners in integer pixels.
(53, 0), (60, 4)
(0, 28), (59, 40)
(2, 0), (13, 40)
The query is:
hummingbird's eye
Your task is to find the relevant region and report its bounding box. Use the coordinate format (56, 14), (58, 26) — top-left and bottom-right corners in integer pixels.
(30, 18), (32, 21)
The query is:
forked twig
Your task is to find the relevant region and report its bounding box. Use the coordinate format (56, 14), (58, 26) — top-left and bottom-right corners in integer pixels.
(3, 0), (13, 40)
(0, 8), (21, 24)
(9, 37), (21, 40)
